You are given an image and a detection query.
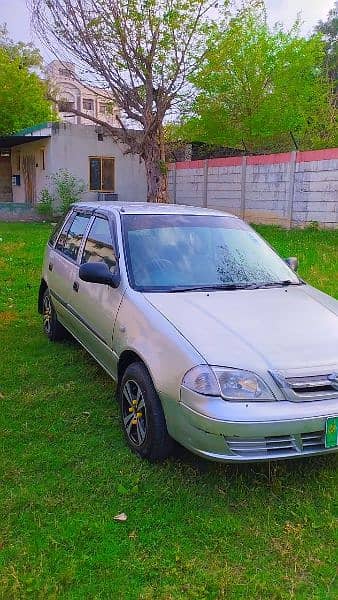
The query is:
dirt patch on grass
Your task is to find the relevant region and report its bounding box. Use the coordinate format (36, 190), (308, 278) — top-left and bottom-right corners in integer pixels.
(1, 242), (26, 253)
(0, 311), (17, 325)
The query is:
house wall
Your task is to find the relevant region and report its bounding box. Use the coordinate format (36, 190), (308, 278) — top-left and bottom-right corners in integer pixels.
(168, 149), (338, 229)
(49, 123), (147, 203)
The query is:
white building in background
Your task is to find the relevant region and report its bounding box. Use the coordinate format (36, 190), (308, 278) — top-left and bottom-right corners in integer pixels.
(0, 122), (146, 207)
(46, 60), (121, 127)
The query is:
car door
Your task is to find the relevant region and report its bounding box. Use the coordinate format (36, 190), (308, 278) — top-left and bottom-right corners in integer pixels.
(69, 212), (125, 378)
(47, 210), (92, 330)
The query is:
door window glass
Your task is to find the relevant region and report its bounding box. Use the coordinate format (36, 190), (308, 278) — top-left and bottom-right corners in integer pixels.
(81, 217), (117, 272)
(56, 213), (91, 261)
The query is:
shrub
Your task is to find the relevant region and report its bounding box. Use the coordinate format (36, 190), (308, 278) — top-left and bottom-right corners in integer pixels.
(50, 169), (86, 216)
(37, 169), (86, 218)
(36, 188), (54, 219)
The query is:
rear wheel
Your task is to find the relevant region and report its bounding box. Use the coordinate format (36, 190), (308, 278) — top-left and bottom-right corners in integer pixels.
(119, 362), (174, 462)
(42, 289), (68, 342)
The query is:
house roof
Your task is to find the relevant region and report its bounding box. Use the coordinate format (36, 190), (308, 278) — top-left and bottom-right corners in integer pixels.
(14, 122), (53, 136)
(0, 122), (53, 149)
(0, 135), (50, 149)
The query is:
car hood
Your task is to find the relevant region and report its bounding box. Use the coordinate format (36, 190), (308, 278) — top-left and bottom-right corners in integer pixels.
(144, 285), (338, 372)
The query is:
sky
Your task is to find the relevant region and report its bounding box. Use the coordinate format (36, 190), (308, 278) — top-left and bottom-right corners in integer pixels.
(0, 0), (334, 59)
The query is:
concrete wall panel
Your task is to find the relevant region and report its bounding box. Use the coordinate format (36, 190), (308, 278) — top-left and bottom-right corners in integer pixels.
(168, 148), (337, 228)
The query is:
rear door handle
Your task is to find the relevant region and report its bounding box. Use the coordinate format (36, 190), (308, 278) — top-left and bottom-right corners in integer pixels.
(48, 263), (53, 271)
(73, 281), (79, 292)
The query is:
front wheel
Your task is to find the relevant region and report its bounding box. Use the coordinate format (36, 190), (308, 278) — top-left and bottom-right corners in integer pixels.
(118, 362), (175, 462)
(42, 289), (68, 342)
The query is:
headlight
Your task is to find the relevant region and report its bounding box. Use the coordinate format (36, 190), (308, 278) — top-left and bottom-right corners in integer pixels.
(182, 365), (220, 396)
(182, 366), (275, 401)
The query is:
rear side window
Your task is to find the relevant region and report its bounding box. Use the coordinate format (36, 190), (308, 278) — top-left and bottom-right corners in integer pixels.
(81, 217), (117, 272)
(56, 213), (91, 261)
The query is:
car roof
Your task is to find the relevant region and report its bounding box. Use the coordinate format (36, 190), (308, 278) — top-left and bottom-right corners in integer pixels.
(73, 201), (239, 219)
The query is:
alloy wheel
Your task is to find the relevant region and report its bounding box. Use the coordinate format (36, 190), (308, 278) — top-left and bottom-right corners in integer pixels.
(43, 294), (52, 334)
(121, 379), (147, 446)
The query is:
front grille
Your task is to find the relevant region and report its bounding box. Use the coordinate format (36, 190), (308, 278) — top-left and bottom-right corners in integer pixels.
(225, 430), (326, 457)
(301, 431), (325, 451)
(270, 370), (338, 401)
(285, 375), (338, 400)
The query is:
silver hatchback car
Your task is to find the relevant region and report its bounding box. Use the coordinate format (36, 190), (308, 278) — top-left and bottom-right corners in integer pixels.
(39, 202), (338, 463)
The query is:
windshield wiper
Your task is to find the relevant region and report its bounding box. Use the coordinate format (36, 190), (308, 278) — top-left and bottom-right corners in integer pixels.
(256, 280), (302, 289)
(165, 280), (303, 293)
(166, 283), (259, 293)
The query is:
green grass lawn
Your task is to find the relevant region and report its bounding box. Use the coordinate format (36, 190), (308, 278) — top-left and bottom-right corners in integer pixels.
(0, 222), (337, 600)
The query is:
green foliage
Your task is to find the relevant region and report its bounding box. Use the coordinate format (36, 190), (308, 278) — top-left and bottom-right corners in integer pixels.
(38, 169), (86, 217)
(0, 23), (43, 68)
(182, 4), (337, 152)
(0, 24), (54, 135)
(50, 169), (86, 216)
(36, 188), (54, 219)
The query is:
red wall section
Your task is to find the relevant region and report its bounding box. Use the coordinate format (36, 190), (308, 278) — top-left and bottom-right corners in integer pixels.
(247, 152), (291, 165)
(297, 148), (338, 163)
(168, 148), (338, 170)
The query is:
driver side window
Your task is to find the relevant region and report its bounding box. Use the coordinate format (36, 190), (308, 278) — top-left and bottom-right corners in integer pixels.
(81, 217), (117, 273)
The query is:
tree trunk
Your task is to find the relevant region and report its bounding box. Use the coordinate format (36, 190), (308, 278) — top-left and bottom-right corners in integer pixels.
(142, 129), (169, 203)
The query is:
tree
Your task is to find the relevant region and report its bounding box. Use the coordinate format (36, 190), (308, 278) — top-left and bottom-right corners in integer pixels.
(181, 4), (336, 152)
(314, 1), (338, 98)
(0, 25), (54, 135)
(29, 0), (223, 202)
(0, 24), (42, 68)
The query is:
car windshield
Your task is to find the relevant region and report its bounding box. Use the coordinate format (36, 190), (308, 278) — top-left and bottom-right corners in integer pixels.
(122, 214), (300, 292)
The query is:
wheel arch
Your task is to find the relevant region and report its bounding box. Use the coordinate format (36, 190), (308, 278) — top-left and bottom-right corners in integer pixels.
(117, 349), (153, 391)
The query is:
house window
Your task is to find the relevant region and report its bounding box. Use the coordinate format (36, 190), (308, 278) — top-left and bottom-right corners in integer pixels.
(89, 157), (115, 191)
(59, 100), (75, 112)
(83, 98), (94, 111)
(99, 103), (107, 114)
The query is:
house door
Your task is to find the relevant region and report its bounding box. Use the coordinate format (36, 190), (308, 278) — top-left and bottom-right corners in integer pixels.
(22, 154), (37, 205)
(0, 152), (12, 202)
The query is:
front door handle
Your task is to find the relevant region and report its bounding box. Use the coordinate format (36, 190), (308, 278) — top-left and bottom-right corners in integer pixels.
(48, 263), (53, 271)
(73, 281), (79, 292)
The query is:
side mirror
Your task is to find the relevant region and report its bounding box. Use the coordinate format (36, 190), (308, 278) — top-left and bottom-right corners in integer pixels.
(79, 262), (119, 288)
(285, 257), (298, 272)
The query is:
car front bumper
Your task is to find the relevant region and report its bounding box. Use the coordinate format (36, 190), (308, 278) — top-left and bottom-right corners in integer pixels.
(167, 388), (338, 462)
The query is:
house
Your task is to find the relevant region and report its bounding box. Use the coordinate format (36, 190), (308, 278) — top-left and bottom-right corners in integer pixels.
(0, 122), (147, 209)
(46, 60), (121, 127)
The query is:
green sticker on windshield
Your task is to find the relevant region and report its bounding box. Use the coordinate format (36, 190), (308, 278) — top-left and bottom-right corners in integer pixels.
(325, 417), (338, 448)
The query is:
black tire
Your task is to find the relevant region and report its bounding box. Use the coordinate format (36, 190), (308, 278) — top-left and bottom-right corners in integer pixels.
(42, 288), (68, 342)
(118, 362), (174, 462)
